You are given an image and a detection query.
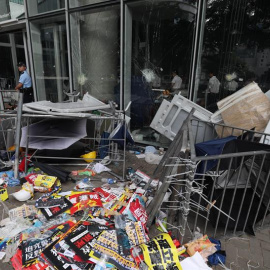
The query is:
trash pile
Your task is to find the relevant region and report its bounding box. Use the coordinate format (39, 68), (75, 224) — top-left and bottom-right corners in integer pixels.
(0, 159), (225, 269)
(4, 83), (270, 269)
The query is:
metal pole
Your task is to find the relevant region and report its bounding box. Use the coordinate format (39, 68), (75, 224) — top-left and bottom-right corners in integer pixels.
(24, 116), (30, 173)
(14, 92), (24, 178)
(65, 0), (74, 93)
(120, 0), (124, 111)
(180, 162), (196, 243)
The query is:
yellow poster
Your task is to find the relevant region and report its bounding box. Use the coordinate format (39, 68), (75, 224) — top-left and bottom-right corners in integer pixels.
(140, 233), (182, 270)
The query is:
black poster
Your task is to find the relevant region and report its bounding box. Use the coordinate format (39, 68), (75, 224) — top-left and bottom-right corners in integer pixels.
(22, 238), (50, 267)
(40, 198), (73, 219)
(65, 223), (103, 261)
(42, 240), (73, 270)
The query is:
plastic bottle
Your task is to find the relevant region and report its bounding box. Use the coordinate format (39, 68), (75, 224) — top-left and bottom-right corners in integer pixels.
(101, 178), (117, 184)
(75, 177), (93, 190)
(82, 177), (91, 183)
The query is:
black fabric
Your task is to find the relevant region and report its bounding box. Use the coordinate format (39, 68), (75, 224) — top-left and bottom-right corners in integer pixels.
(35, 141), (87, 163)
(195, 136), (237, 173)
(32, 161), (71, 183)
(208, 188), (268, 235)
(200, 139), (270, 172)
(209, 139), (270, 173)
(195, 137), (270, 235)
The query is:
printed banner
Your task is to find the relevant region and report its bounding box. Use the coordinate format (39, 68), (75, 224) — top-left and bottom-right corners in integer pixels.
(139, 233), (182, 270)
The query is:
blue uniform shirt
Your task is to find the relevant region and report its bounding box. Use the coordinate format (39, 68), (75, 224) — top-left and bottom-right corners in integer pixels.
(19, 71), (32, 88)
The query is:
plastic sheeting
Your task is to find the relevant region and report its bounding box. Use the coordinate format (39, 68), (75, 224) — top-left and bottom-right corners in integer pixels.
(20, 118), (87, 150)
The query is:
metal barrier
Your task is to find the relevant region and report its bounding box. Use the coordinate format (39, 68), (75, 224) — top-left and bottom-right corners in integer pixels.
(148, 116), (270, 242)
(21, 112), (127, 180)
(181, 119), (270, 240)
(0, 93), (127, 180)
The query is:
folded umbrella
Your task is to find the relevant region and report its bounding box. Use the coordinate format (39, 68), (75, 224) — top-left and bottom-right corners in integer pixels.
(32, 161), (71, 183)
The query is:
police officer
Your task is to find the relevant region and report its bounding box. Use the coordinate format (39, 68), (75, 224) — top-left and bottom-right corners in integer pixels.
(15, 62), (34, 103)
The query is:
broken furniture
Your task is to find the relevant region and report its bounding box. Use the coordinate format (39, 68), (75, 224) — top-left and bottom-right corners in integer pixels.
(150, 93), (215, 143)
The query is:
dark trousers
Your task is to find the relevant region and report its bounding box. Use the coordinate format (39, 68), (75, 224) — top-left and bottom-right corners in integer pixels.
(20, 88), (34, 103)
(207, 93), (218, 112)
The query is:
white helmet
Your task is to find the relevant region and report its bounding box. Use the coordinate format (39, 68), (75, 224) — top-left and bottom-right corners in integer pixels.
(12, 182), (34, 201)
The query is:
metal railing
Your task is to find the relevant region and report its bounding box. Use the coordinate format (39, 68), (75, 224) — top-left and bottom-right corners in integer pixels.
(181, 119), (270, 239)
(0, 92), (127, 180)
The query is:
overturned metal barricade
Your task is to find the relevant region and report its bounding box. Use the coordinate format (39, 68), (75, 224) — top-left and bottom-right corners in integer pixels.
(187, 119), (270, 238)
(148, 117), (270, 242)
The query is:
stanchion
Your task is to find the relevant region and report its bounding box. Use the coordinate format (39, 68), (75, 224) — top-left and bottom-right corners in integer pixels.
(14, 92), (24, 179)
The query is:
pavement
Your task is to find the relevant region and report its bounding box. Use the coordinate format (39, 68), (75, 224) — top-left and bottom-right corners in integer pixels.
(0, 152), (269, 269)
(212, 225), (270, 270)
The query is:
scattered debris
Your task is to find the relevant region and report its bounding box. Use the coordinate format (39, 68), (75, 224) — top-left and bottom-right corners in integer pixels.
(3, 83), (270, 269)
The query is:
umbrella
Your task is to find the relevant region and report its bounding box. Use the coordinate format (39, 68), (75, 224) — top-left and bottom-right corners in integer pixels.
(32, 161), (71, 183)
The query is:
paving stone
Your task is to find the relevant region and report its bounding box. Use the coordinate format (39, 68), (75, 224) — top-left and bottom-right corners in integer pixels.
(261, 240), (270, 251)
(262, 249), (270, 268)
(237, 247), (252, 259)
(230, 264), (241, 270)
(257, 226), (270, 234)
(227, 238), (250, 250)
(256, 231), (270, 242)
(249, 237), (261, 252)
(237, 256), (250, 269)
(219, 238), (226, 250)
(225, 243), (239, 263)
(249, 252), (264, 267)
(246, 260), (261, 269)
(260, 214), (270, 226)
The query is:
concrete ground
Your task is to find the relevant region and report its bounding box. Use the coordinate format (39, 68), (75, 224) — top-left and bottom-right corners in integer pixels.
(0, 152), (269, 269)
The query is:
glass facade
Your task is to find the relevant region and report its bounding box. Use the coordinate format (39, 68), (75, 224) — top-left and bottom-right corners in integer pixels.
(27, 0), (65, 16)
(0, 32), (26, 110)
(0, 0), (25, 22)
(0, 34), (10, 43)
(0, 47), (14, 85)
(195, 0), (270, 112)
(0, 0), (269, 136)
(124, 0), (197, 130)
(69, 0), (106, 8)
(70, 5), (120, 102)
(30, 16), (68, 101)
(0, 32), (25, 91)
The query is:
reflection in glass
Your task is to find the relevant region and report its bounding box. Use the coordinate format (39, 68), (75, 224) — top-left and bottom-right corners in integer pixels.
(69, 0), (106, 8)
(16, 48), (25, 64)
(197, 0), (270, 112)
(70, 6), (120, 102)
(0, 47), (15, 88)
(27, 0), (64, 16)
(14, 32), (24, 45)
(125, 0), (197, 133)
(0, 0), (25, 22)
(0, 34), (10, 43)
(30, 17), (69, 101)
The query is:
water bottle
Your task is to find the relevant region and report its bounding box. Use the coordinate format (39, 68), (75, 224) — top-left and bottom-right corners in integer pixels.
(82, 177), (91, 183)
(101, 178), (117, 184)
(75, 177), (93, 190)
